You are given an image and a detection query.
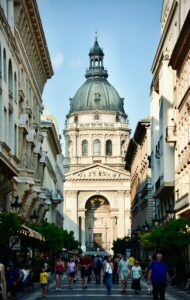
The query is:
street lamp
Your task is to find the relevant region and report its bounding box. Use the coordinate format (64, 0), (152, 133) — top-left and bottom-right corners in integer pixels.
(30, 210), (39, 224)
(11, 196), (22, 214)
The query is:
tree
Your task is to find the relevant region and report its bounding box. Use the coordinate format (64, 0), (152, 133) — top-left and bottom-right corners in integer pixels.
(0, 212), (22, 247)
(34, 222), (81, 253)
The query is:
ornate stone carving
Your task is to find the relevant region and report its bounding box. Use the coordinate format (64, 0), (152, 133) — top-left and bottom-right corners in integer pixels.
(66, 166), (129, 181)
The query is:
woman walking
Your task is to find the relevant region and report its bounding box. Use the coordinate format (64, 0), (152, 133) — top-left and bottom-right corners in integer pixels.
(55, 257), (65, 291)
(105, 257), (114, 295)
(67, 257), (76, 289)
(131, 260), (142, 295)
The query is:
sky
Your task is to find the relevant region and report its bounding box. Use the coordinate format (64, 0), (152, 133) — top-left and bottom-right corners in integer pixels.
(37, 0), (163, 136)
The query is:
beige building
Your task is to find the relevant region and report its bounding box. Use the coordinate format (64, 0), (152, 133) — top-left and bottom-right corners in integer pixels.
(150, 0), (190, 223)
(64, 38), (131, 253)
(169, 11), (190, 220)
(0, 0), (53, 222)
(40, 114), (64, 227)
(125, 118), (153, 232)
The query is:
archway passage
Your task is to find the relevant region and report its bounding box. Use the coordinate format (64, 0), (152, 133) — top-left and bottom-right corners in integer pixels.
(85, 195), (111, 251)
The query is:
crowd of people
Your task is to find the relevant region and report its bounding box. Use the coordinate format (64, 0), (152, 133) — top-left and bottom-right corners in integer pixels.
(0, 252), (170, 299)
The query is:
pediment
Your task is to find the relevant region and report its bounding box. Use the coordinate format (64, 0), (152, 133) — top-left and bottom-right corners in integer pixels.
(65, 163), (129, 181)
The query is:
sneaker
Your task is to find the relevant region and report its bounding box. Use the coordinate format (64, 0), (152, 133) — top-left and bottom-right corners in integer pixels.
(56, 288), (59, 291)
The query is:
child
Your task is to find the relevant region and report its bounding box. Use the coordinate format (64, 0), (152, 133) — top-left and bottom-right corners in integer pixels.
(131, 260), (142, 295)
(40, 267), (48, 298)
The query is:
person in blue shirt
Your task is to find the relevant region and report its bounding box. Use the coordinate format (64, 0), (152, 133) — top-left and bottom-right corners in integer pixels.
(148, 253), (169, 300)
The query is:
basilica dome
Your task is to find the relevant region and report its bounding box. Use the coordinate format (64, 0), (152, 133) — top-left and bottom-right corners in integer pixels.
(69, 37), (125, 115)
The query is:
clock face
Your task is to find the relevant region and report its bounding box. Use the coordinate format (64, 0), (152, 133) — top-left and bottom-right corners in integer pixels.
(86, 196), (108, 210)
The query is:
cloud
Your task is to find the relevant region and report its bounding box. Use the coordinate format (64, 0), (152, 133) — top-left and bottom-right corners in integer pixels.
(69, 58), (82, 69)
(52, 53), (64, 71)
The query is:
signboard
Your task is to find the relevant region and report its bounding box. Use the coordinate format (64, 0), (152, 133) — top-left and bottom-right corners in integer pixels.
(9, 235), (21, 250)
(126, 248), (131, 257)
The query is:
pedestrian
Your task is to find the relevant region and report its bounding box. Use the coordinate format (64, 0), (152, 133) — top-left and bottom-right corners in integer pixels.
(55, 257), (65, 291)
(94, 255), (102, 284)
(113, 256), (119, 284)
(131, 260), (142, 295)
(6, 262), (22, 300)
(118, 254), (131, 294)
(40, 267), (48, 298)
(148, 253), (170, 300)
(145, 255), (153, 295)
(105, 257), (113, 295)
(0, 262), (7, 300)
(67, 257), (76, 289)
(80, 255), (89, 289)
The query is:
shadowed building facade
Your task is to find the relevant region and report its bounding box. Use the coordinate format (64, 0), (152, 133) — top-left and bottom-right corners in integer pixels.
(63, 37), (131, 252)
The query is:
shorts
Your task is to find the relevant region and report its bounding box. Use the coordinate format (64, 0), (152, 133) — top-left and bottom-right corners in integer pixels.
(81, 267), (88, 278)
(120, 271), (129, 281)
(56, 272), (63, 276)
(68, 272), (75, 278)
(41, 283), (47, 288)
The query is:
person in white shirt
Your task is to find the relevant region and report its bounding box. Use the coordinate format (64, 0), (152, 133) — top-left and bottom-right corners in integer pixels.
(131, 260), (142, 294)
(104, 257), (113, 295)
(118, 255), (131, 294)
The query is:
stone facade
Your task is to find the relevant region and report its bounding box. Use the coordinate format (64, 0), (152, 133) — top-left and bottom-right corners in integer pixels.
(40, 114), (64, 227)
(125, 119), (153, 231)
(169, 11), (190, 219)
(150, 0), (190, 223)
(0, 0), (54, 222)
(64, 38), (131, 253)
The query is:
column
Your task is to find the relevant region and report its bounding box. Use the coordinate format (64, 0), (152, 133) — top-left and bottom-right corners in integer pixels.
(81, 216), (86, 252)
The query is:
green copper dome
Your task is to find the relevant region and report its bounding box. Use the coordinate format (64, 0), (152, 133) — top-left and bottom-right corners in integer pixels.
(69, 37), (125, 115)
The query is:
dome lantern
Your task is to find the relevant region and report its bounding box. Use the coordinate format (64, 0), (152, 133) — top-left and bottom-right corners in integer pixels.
(86, 33), (108, 79)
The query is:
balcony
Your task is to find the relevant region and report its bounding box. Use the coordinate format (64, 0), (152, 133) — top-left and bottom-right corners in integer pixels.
(18, 113), (29, 133)
(166, 126), (177, 143)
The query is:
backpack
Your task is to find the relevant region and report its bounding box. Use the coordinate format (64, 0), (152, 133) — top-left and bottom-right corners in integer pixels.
(96, 259), (102, 269)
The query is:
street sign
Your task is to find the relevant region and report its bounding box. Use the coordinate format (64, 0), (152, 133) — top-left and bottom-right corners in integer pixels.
(9, 235), (21, 250)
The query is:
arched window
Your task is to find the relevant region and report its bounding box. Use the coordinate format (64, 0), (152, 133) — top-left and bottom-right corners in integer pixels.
(14, 72), (17, 102)
(3, 48), (7, 82)
(106, 140), (112, 156)
(82, 140), (88, 156)
(8, 59), (13, 100)
(93, 139), (101, 156)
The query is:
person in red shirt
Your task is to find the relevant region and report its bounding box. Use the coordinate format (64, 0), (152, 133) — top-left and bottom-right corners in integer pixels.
(80, 255), (89, 289)
(55, 257), (65, 291)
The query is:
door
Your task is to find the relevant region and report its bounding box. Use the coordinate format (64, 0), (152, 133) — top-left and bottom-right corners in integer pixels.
(94, 233), (102, 249)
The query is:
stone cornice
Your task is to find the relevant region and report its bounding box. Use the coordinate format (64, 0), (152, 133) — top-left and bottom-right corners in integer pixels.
(22, 0), (53, 79)
(151, 0), (178, 74)
(169, 10), (190, 75)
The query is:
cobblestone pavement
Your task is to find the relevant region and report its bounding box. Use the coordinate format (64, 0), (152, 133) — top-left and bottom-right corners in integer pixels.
(18, 275), (190, 300)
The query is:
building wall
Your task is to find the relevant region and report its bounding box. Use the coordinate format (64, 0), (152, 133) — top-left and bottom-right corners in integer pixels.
(150, 0), (190, 223)
(64, 110), (131, 253)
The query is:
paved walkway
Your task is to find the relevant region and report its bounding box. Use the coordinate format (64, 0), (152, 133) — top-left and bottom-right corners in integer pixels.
(18, 275), (190, 300)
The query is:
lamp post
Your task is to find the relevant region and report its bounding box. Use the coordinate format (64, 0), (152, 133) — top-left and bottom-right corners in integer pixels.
(11, 196), (22, 214)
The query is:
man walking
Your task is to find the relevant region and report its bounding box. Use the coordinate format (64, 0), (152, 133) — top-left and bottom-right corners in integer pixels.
(118, 254), (131, 294)
(148, 253), (169, 300)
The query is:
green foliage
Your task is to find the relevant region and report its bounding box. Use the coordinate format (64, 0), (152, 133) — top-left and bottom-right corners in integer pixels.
(140, 218), (190, 252)
(112, 236), (131, 255)
(0, 212), (22, 246)
(34, 222), (80, 252)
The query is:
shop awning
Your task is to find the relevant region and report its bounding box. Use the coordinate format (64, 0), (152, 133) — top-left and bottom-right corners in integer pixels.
(20, 225), (45, 241)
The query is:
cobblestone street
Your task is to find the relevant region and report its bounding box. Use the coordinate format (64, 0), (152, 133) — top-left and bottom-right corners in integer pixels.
(18, 275), (190, 300)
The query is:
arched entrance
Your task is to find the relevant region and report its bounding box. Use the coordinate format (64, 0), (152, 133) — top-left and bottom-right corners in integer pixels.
(85, 195), (111, 251)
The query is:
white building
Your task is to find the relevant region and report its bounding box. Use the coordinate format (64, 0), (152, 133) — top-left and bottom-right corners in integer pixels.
(63, 37), (131, 253)
(0, 0), (53, 222)
(150, 0), (190, 223)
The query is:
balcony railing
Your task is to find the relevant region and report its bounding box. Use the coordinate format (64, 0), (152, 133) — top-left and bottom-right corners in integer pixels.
(166, 126), (177, 143)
